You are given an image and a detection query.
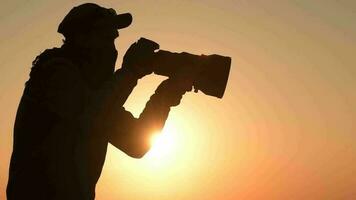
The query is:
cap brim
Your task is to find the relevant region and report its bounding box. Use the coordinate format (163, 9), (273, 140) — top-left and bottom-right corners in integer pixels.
(113, 13), (132, 29)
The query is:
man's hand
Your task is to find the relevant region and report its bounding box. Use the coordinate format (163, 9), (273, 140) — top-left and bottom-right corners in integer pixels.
(121, 38), (160, 79)
(154, 77), (193, 107)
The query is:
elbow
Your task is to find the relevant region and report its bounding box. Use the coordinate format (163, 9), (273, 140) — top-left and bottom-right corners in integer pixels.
(127, 150), (147, 159)
(127, 131), (154, 159)
(126, 146), (150, 159)
(129, 153), (146, 159)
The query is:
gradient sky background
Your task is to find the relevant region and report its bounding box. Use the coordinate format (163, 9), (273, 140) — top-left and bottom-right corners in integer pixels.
(1, 0), (355, 199)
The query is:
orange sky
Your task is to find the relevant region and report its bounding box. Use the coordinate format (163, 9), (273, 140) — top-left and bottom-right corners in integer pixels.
(1, 0), (355, 199)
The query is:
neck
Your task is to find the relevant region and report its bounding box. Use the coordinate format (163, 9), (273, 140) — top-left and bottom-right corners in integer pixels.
(61, 43), (90, 66)
(61, 43), (101, 89)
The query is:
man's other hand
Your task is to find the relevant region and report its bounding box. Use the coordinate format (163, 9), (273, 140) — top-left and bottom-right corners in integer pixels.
(122, 38), (160, 79)
(155, 77), (193, 107)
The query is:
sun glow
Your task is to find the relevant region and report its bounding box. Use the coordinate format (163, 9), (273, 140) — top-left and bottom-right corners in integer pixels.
(146, 122), (178, 159)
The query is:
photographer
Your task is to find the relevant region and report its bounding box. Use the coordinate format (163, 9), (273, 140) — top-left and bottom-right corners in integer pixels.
(7, 3), (191, 200)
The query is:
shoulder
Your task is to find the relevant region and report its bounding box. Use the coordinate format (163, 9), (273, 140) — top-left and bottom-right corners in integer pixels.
(41, 58), (86, 93)
(30, 48), (80, 79)
(27, 49), (87, 97)
(42, 57), (80, 79)
(30, 49), (81, 85)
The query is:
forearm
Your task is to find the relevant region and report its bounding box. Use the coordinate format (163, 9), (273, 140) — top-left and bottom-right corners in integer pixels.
(94, 68), (138, 127)
(138, 91), (171, 135)
(111, 68), (139, 106)
(82, 69), (139, 144)
(106, 99), (171, 158)
(121, 93), (172, 158)
(108, 78), (187, 158)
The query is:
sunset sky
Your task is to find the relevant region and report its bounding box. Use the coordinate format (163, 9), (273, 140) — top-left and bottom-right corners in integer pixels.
(1, 0), (355, 199)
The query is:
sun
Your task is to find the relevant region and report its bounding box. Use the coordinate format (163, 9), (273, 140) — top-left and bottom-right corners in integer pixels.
(150, 132), (172, 151)
(145, 122), (178, 159)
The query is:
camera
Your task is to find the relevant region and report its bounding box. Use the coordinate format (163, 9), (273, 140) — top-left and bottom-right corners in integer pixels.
(127, 38), (231, 98)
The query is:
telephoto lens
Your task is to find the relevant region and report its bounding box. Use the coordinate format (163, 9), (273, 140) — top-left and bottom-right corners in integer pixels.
(152, 50), (231, 98)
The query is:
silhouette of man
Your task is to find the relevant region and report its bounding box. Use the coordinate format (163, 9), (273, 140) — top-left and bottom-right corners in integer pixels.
(7, 3), (191, 200)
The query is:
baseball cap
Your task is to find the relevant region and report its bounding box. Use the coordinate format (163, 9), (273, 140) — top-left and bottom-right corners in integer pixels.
(58, 3), (132, 38)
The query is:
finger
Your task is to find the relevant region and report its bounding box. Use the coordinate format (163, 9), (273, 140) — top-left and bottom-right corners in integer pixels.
(166, 95), (183, 107)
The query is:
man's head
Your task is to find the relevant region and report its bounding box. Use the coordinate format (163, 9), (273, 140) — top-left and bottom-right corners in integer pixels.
(58, 3), (132, 88)
(58, 3), (132, 39)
